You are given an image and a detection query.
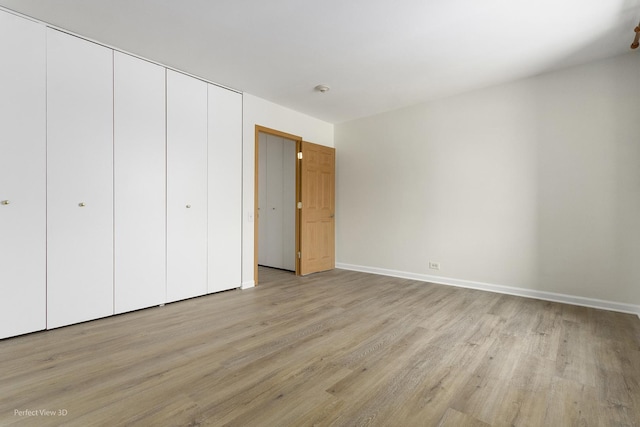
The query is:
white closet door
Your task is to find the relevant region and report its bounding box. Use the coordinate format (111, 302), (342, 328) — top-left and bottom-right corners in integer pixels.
(266, 135), (285, 268)
(207, 85), (242, 293)
(166, 70), (208, 302)
(114, 52), (166, 313)
(47, 29), (114, 329)
(0, 11), (46, 339)
(258, 133), (268, 265)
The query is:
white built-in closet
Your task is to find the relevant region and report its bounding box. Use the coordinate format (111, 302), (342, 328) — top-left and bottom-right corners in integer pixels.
(0, 11), (46, 338)
(114, 51), (166, 314)
(0, 9), (243, 339)
(166, 70), (209, 303)
(258, 133), (296, 271)
(208, 85), (243, 293)
(46, 28), (115, 328)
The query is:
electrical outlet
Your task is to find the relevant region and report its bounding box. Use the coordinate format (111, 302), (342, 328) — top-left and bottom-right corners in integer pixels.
(429, 261), (440, 270)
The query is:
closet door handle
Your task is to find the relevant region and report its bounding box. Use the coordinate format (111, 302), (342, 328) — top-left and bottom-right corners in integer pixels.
(1, 200), (9, 205)
(78, 202), (86, 207)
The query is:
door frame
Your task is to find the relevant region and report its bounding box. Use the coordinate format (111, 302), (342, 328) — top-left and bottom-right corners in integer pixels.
(254, 125), (302, 284)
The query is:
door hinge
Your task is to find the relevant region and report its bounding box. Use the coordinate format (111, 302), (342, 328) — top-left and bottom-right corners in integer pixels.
(297, 152), (303, 160)
(297, 202), (302, 209)
(298, 251), (301, 259)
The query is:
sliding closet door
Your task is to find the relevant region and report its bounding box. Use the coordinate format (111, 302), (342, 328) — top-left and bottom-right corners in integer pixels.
(207, 84), (242, 293)
(0, 11), (46, 339)
(47, 29), (114, 328)
(166, 70), (208, 302)
(114, 52), (166, 313)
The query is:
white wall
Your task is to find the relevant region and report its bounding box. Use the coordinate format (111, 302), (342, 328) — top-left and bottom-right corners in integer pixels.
(242, 93), (334, 286)
(335, 53), (640, 310)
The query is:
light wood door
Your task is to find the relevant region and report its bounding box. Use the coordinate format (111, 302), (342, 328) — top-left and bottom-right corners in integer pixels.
(207, 84), (242, 293)
(46, 29), (114, 328)
(166, 70), (208, 302)
(299, 141), (335, 275)
(0, 11), (46, 339)
(114, 52), (166, 313)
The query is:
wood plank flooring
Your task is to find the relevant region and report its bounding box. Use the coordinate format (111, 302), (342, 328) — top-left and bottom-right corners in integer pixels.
(1, 267), (639, 426)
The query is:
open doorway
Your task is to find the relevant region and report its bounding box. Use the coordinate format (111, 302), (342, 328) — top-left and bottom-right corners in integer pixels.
(254, 125), (336, 285)
(257, 132), (297, 271)
(254, 126), (302, 284)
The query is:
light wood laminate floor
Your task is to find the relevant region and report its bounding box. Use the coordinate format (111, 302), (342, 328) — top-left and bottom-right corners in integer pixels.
(1, 267), (639, 426)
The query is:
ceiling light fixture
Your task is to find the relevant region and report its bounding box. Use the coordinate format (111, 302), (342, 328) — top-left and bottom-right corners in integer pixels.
(632, 22), (640, 49)
(314, 84), (330, 93)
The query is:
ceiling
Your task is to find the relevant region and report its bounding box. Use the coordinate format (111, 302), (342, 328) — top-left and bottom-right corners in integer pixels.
(1, 0), (639, 123)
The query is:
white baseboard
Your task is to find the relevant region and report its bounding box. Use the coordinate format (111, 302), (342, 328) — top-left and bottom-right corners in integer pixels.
(241, 280), (255, 290)
(336, 263), (640, 319)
